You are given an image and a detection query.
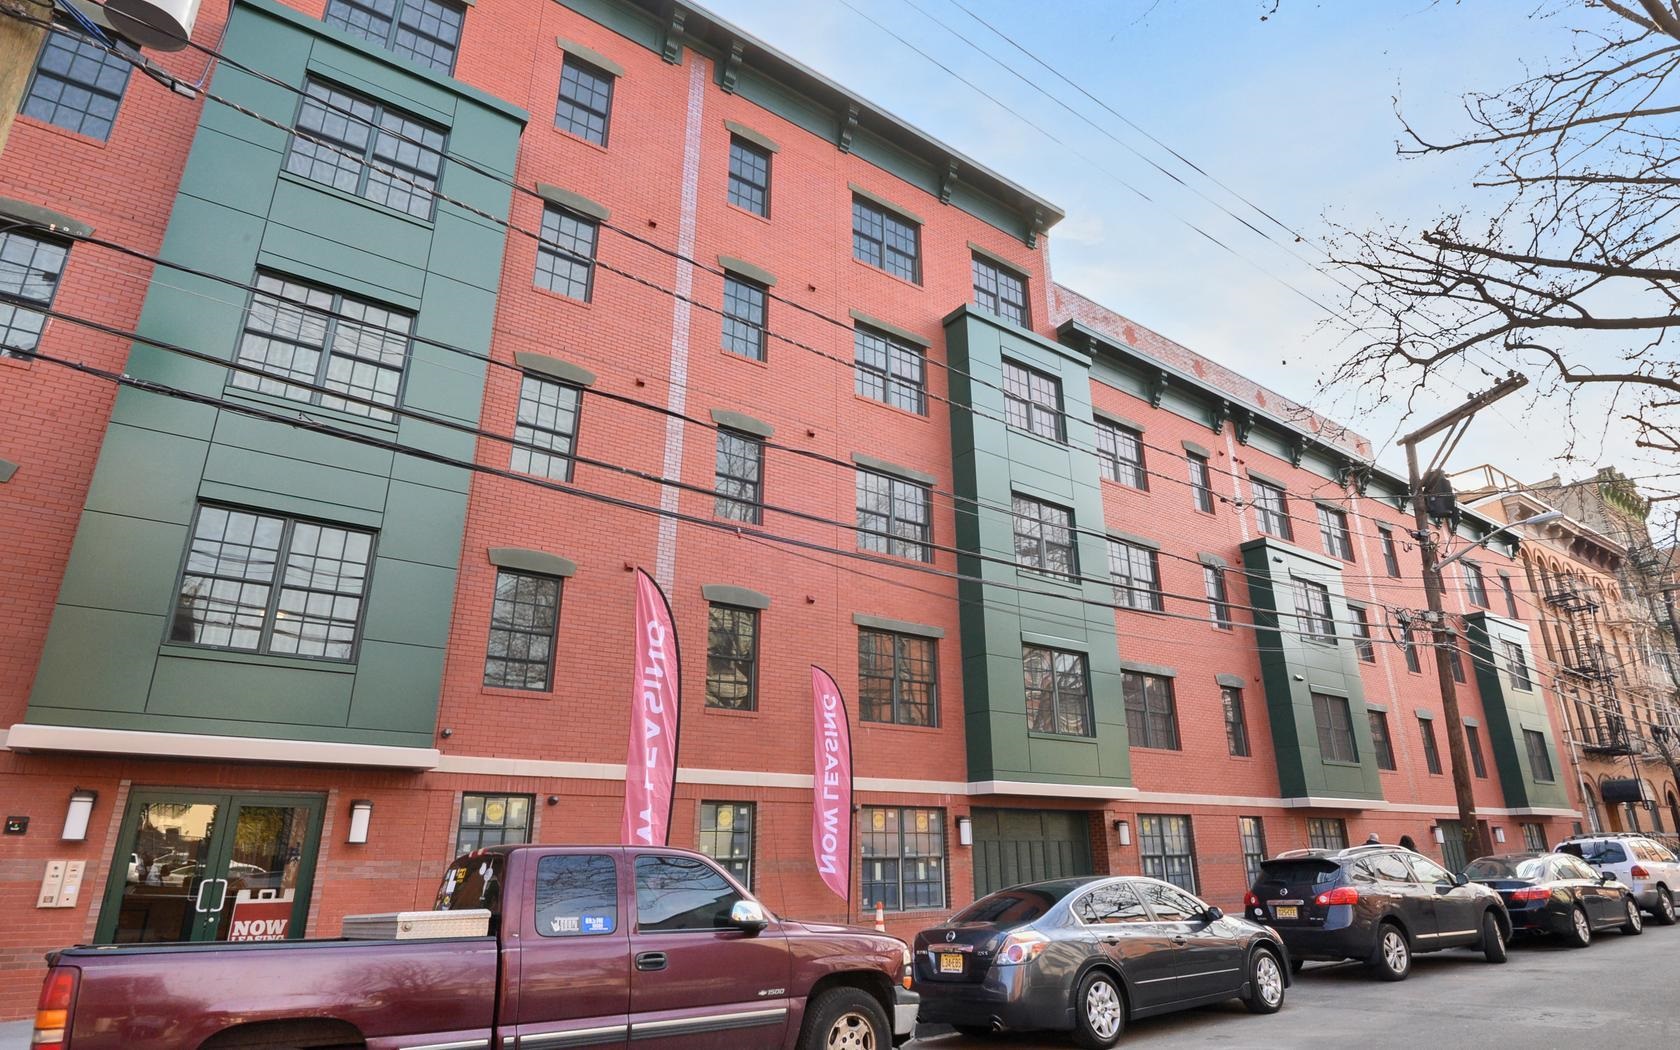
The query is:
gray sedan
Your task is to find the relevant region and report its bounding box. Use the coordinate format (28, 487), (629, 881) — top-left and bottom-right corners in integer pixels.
(912, 875), (1289, 1048)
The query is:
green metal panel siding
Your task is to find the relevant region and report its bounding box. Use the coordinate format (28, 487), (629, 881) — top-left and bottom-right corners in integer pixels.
(1465, 613), (1571, 810)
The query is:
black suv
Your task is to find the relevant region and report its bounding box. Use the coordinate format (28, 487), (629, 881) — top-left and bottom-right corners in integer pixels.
(1245, 844), (1510, 980)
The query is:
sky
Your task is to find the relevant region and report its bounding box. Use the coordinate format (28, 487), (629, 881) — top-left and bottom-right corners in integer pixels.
(699, 0), (1673, 514)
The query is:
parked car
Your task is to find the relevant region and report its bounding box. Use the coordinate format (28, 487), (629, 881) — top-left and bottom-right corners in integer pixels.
(913, 875), (1288, 1049)
(32, 845), (918, 1050)
(1464, 852), (1643, 946)
(1245, 844), (1509, 980)
(1556, 833), (1680, 925)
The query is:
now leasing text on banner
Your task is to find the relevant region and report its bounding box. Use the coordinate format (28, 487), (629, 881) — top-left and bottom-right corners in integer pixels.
(811, 665), (854, 902)
(622, 569), (681, 846)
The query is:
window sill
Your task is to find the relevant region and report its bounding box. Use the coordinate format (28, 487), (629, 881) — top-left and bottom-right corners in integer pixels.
(1322, 759), (1363, 768)
(158, 644), (358, 674)
(1127, 744), (1185, 753)
(221, 385), (401, 435)
(858, 545), (936, 569)
(16, 115), (113, 150)
(1026, 730), (1097, 743)
(726, 202), (773, 225)
(553, 126), (611, 154)
(1017, 568), (1081, 591)
(720, 345), (770, 368)
(480, 685), (553, 699)
(0, 353), (34, 372)
(1098, 476), (1149, 494)
(276, 170), (436, 230)
(1003, 423), (1068, 451)
(853, 392), (932, 423)
(531, 283), (596, 310)
(849, 255), (924, 290)
(856, 720), (943, 734)
(702, 705), (760, 717)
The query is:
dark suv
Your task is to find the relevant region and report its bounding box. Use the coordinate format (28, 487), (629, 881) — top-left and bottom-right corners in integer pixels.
(1245, 845), (1510, 980)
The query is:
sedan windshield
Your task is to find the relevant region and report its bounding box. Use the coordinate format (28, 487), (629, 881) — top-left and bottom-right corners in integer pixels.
(949, 885), (1075, 925)
(1465, 856), (1549, 881)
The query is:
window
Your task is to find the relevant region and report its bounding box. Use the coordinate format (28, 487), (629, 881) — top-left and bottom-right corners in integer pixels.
(721, 273), (768, 360)
(456, 793), (532, 854)
(1252, 479), (1292, 540)
(535, 204), (599, 301)
(705, 604), (758, 710)
(856, 470), (932, 562)
(534, 853), (617, 937)
(1123, 670), (1180, 750)
(1464, 561), (1489, 607)
(1368, 710), (1397, 770)
(1317, 505), (1354, 561)
(1466, 723), (1488, 778)
(1108, 539), (1161, 612)
(1223, 685), (1250, 757)
(851, 196), (920, 282)
(635, 854), (743, 931)
(171, 505), (373, 660)
(971, 254), (1029, 326)
(1075, 882), (1149, 924)
(1402, 625), (1423, 674)
(1351, 607), (1376, 662)
(1307, 817), (1347, 851)
(1239, 817), (1268, 885)
(1137, 815), (1197, 893)
(1012, 494), (1076, 578)
(726, 135), (771, 216)
(1379, 527), (1402, 577)
(1188, 453), (1214, 513)
(1139, 880), (1204, 919)
(859, 629), (938, 727)
(1408, 855), (1454, 884)
(0, 230), (67, 357)
(698, 802), (754, 887)
(510, 374), (581, 481)
(1023, 645), (1093, 737)
(556, 54), (613, 145)
(1002, 359), (1063, 441)
(1449, 641), (1466, 684)
(1095, 420), (1147, 489)
(1500, 574), (1520, 618)
(1313, 693), (1358, 763)
(860, 807), (945, 911)
(713, 429), (763, 524)
(1503, 639), (1532, 691)
(853, 325), (926, 414)
(1419, 716), (1443, 774)
(1297, 579), (1336, 642)
(284, 79), (445, 220)
(324, 0), (463, 74)
(1205, 565), (1233, 628)
(232, 272), (413, 419)
(483, 570), (562, 690)
(22, 25), (130, 140)
(1524, 729), (1555, 781)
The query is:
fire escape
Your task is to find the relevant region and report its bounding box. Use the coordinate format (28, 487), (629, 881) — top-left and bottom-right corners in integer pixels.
(1547, 581), (1635, 755)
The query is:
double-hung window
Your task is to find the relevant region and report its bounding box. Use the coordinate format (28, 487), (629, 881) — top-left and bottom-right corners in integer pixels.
(1521, 823), (1548, 851)
(1317, 505), (1354, 561)
(860, 807), (946, 911)
(856, 470), (932, 562)
(1109, 539), (1161, 611)
(232, 272), (413, 420)
(1500, 574), (1520, 618)
(1419, 716), (1443, 774)
(285, 79), (446, 220)
(171, 504), (373, 660)
(22, 24), (130, 141)
(1449, 641), (1467, 684)
(698, 802), (754, 887)
(1023, 645), (1092, 737)
(1297, 579), (1336, 642)
(324, 0), (464, 74)
(1402, 624), (1423, 673)
(971, 254), (1029, 326)
(713, 429), (764, 524)
(1095, 419), (1147, 489)
(1379, 527), (1402, 577)
(1002, 359), (1062, 440)
(1368, 710), (1397, 770)
(1223, 685), (1250, 757)
(1137, 815), (1197, 892)
(1464, 561), (1489, 607)
(1012, 495), (1076, 578)
(1466, 723), (1488, 778)
(726, 135), (771, 216)
(1503, 639), (1533, 691)
(1313, 693), (1358, 763)
(0, 230), (67, 357)
(858, 628), (938, 727)
(1252, 478), (1292, 539)
(1205, 565), (1233, 628)
(1239, 817), (1268, 885)
(536, 205), (599, 301)
(556, 54), (613, 145)
(1524, 729), (1556, 781)
(1307, 817), (1348, 851)
(1188, 453), (1214, 513)
(483, 570), (562, 690)
(1123, 670), (1180, 750)
(705, 604), (758, 710)
(1351, 606), (1376, 662)
(853, 325), (926, 414)
(510, 374), (582, 481)
(851, 196), (920, 282)
(721, 273), (768, 360)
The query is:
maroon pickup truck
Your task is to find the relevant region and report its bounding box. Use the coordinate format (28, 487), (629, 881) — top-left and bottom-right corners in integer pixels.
(31, 844), (918, 1050)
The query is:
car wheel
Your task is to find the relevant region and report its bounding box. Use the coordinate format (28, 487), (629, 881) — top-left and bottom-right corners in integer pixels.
(1652, 886), (1678, 926)
(1621, 895), (1644, 936)
(1244, 948), (1286, 1015)
(1564, 905), (1592, 949)
(1071, 970), (1125, 1050)
(1480, 911), (1508, 964)
(795, 986), (888, 1050)
(1368, 923), (1411, 982)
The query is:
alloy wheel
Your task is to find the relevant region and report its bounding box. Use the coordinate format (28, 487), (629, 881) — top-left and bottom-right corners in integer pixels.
(825, 1011), (875, 1050)
(1574, 908), (1591, 944)
(1628, 899), (1643, 931)
(1382, 929), (1408, 974)
(1085, 977), (1123, 1041)
(1659, 892), (1677, 924)
(1255, 953), (1284, 1007)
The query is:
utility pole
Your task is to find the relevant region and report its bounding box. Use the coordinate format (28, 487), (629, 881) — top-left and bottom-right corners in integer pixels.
(0, 0), (53, 158)
(1399, 374), (1528, 867)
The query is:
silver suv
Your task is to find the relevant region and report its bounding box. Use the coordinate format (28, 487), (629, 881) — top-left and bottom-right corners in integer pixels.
(1556, 834), (1680, 924)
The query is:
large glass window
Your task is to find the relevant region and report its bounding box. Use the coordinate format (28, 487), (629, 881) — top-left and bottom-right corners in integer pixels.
(1124, 670), (1180, 750)
(853, 325), (926, 414)
(1205, 565), (1232, 629)
(284, 79), (445, 220)
(851, 197), (920, 282)
(1239, 817), (1268, 885)
(1524, 729), (1556, 782)
(1096, 419), (1147, 489)
(510, 374), (581, 481)
(1108, 539), (1161, 611)
(536, 205), (598, 301)
(713, 429), (763, 524)
(634, 854), (743, 931)
(1464, 561), (1489, 607)
(860, 807), (945, 911)
(1317, 505), (1354, 561)
(856, 470), (932, 562)
(1466, 723), (1488, 778)
(533, 853), (617, 937)
(171, 505), (373, 660)
(483, 570), (561, 690)
(1307, 817), (1347, 851)
(1001, 359), (1062, 441)
(324, 0), (463, 74)
(1223, 685), (1250, 757)
(972, 254), (1029, 326)
(1379, 527), (1402, 577)
(1500, 574), (1520, 618)
(1368, 710), (1397, 770)
(1188, 453), (1214, 513)
(556, 54), (613, 145)
(1013, 494), (1076, 578)
(1504, 639), (1533, 690)
(1402, 625), (1423, 674)
(726, 135), (771, 216)
(721, 273), (768, 360)
(1520, 822), (1547, 851)
(1313, 693), (1358, 763)
(705, 604), (758, 710)
(233, 272), (413, 420)
(1252, 479), (1292, 539)
(1297, 579), (1336, 642)
(1351, 606), (1376, 662)
(858, 629), (937, 727)
(0, 230), (67, 357)
(697, 802), (754, 887)
(1419, 716), (1443, 774)
(22, 25), (130, 141)
(1138, 815), (1197, 893)
(456, 793), (532, 854)
(1023, 645), (1092, 737)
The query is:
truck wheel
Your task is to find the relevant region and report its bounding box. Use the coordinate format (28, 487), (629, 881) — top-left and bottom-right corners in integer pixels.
(797, 986), (889, 1050)
(1481, 911), (1508, 964)
(1367, 923), (1410, 981)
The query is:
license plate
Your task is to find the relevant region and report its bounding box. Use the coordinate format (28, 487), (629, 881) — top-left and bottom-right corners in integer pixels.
(938, 953), (964, 974)
(1274, 905), (1298, 920)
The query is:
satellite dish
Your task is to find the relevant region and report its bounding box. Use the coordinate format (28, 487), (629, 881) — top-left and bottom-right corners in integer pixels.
(102, 0), (202, 52)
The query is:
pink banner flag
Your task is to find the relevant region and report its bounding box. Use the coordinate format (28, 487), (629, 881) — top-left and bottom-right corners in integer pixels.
(622, 570), (682, 846)
(811, 665), (853, 903)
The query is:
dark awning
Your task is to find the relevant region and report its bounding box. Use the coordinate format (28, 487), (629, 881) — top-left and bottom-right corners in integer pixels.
(1601, 778), (1649, 803)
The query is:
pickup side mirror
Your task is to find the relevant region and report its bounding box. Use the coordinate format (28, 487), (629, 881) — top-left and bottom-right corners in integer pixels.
(729, 900), (769, 935)
(1202, 906), (1224, 923)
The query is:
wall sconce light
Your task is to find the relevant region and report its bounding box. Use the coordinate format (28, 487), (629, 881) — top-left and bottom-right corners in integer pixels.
(346, 800), (373, 845)
(1493, 827), (1506, 845)
(1112, 819), (1131, 847)
(956, 816), (973, 847)
(62, 789), (97, 842)
(1432, 825), (1445, 845)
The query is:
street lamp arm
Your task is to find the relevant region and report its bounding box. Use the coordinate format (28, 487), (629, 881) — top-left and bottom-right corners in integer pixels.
(1435, 510), (1565, 572)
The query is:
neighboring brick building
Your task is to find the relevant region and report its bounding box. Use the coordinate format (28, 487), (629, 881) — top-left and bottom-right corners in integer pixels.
(0, 0), (1583, 1017)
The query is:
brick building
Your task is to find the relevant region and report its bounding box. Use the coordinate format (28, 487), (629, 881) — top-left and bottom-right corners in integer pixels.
(0, 0), (1583, 1016)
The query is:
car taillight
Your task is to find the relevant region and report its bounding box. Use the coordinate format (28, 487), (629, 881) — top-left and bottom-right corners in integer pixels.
(1509, 887), (1551, 902)
(900, 944), (913, 989)
(33, 967), (77, 1050)
(1631, 865), (1651, 879)
(1315, 886), (1358, 907)
(1244, 892), (1260, 908)
(994, 930), (1050, 965)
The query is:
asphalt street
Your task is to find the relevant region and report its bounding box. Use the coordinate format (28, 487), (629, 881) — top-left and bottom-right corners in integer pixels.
(908, 922), (1680, 1049)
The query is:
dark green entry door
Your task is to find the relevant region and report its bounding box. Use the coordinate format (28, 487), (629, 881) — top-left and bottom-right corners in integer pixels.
(971, 808), (1094, 898)
(97, 789), (325, 944)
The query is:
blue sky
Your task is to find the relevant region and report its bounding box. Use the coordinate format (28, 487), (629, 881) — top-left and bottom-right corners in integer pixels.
(701, 0), (1660, 501)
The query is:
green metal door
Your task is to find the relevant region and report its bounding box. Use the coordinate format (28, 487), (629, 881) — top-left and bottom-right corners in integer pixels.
(1438, 820), (1468, 873)
(970, 808), (1094, 898)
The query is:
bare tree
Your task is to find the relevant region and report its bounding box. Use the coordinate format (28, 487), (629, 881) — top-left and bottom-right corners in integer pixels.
(1329, 1), (1680, 462)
